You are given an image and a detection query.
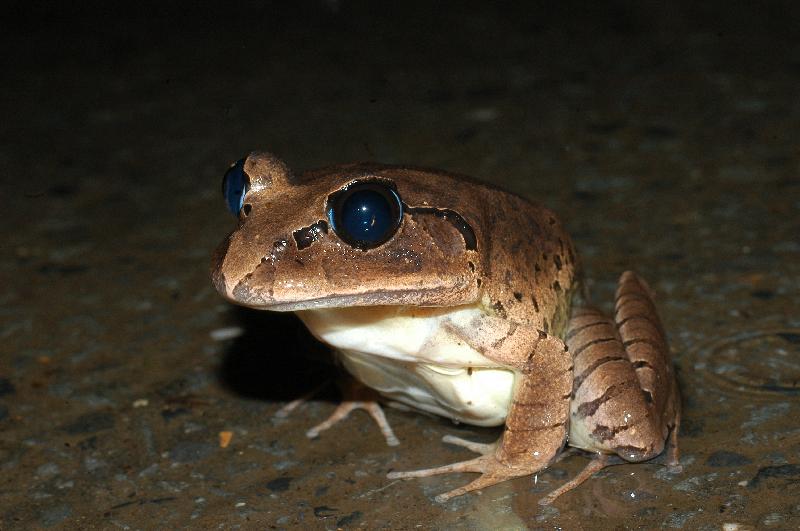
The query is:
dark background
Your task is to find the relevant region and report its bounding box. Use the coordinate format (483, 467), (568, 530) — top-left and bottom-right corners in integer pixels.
(2, 1), (799, 528)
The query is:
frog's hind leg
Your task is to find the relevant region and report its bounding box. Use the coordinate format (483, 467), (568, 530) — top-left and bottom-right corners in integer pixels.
(614, 271), (680, 462)
(548, 271), (680, 502)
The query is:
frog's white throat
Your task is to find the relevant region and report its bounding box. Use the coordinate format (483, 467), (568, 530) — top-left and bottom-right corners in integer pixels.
(295, 305), (516, 427)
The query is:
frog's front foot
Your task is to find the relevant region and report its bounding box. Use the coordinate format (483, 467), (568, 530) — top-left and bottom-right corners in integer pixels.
(307, 400), (399, 446)
(276, 377), (400, 446)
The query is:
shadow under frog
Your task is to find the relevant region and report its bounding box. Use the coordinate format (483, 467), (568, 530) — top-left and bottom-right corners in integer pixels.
(217, 307), (336, 402)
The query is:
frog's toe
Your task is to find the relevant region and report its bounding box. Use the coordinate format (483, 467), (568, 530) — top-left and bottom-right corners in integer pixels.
(433, 472), (510, 503)
(441, 434), (496, 455)
(538, 454), (609, 505)
(387, 454), (491, 481)
(667, 462), (683, 474)
(273, 382), (330, 419)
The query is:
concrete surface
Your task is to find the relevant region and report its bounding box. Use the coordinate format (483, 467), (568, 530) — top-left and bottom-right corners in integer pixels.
(2, 1), (799, 528)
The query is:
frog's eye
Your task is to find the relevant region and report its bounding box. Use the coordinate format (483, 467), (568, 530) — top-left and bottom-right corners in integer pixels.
(327, 181), (403, 249)
(222, 159), (248, 215)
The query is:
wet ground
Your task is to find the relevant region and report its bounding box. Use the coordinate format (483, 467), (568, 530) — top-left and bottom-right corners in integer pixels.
(2, 1), (800, 528)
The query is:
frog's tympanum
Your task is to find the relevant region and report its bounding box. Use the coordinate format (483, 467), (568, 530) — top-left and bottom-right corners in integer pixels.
(212, 152), (681, 504)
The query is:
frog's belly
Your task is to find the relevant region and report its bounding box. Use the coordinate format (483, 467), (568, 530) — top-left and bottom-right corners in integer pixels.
(296, 305), (517, 427)
(338, 349), (514, 426)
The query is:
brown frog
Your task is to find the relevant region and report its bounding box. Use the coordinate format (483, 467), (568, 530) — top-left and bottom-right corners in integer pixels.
(211, 152), (681, 504)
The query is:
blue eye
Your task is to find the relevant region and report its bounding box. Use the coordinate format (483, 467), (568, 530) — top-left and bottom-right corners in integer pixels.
(327, 181), (403, 249)
(222, 159), (248, 215)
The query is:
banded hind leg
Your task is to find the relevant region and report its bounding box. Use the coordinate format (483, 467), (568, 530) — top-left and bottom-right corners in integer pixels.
(541, 271), (680, 505)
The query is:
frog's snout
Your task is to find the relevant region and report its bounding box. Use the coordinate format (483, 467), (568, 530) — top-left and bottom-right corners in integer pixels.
(210, 235), (232, 298)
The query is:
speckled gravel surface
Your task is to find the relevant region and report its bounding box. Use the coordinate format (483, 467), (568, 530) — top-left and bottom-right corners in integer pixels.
(2, 2), (800, 529)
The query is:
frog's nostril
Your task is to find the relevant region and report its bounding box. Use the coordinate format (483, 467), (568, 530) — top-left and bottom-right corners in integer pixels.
(222, 158), (248, 215)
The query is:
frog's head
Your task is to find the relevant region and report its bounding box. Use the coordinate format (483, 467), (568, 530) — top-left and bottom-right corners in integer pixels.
(211, 152), (483, 311)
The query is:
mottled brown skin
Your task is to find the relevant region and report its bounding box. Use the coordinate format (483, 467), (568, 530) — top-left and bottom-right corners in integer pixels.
(212, 152), (680, 504)
(212, 153), (577, 320)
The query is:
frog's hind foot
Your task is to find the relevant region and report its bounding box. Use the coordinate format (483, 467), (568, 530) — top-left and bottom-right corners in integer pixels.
(665, 413), (682, 473)
(388, 451), (533, 503)
(307, 400), (399, 446)
(388, 435), (556, 502)
(540, 439), (681, 506)
(538, 454), (610, 505)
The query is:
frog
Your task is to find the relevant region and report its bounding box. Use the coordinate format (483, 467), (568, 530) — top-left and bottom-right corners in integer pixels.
(211, 152), (681, 504)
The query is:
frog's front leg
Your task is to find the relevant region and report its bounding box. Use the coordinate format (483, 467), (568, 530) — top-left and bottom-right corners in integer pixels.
(388, 330), (573, 502)
(276, 375), (400, 447)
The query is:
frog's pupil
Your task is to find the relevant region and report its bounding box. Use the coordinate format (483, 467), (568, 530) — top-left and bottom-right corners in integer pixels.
(222, 159), (247, 215)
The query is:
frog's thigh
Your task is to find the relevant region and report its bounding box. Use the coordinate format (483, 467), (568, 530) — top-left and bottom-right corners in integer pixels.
(568, 271), (677, 461)
(496, 333), (572, 463)
(444, 314), (573, 464)
(443, 312), (573, 461)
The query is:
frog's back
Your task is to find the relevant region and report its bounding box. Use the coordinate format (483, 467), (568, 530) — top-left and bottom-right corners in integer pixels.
(470, 185), (579, 337)
(333, 164), (582, 338)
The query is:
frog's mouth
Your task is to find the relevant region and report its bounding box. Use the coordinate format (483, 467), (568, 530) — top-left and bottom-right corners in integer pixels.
(212, 252), (481, 311)
(225, 290), (475, 313)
